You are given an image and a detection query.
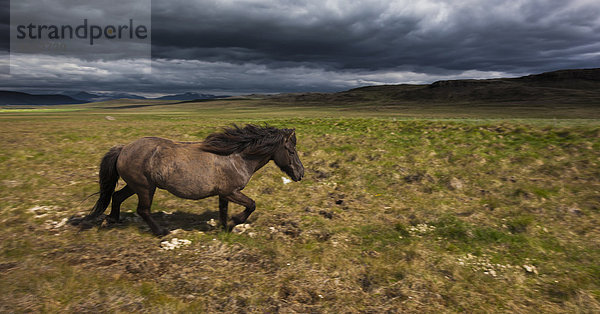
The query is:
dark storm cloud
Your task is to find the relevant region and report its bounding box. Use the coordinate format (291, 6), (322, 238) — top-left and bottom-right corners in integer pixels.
(1, 0), (599, 94)
(151, 0), (600, 74)
(0, 0), (8, 51)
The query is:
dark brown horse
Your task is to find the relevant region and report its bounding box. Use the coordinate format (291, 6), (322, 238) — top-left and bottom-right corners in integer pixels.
(84, 124), (304, 236)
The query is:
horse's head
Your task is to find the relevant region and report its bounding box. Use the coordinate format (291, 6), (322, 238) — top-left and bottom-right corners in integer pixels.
(273, 129), (304, 182)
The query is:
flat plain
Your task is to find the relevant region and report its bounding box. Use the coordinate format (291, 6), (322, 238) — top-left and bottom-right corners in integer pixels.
(0, 99), (599, 312)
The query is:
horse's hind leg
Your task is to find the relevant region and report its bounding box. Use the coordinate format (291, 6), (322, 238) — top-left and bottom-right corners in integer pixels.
(107, 185), (134, 223)
(135, 186), (168, 236)
(218, 196), (229, 230)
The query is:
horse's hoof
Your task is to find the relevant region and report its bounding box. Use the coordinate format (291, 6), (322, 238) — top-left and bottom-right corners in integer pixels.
(77, 219), (95, 230)
(105, 216), (120, 224)
(225, 222), (237, 232)
(68, 216), (85, 226)
(155, 228), (170, 237)
(231, 215), (244, 225)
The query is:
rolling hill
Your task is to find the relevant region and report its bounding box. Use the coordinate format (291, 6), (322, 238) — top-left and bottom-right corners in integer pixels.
(268, 68), (600, 106)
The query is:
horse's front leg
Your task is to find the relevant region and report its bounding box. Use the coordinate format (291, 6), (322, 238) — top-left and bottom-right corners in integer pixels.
(225, 190), (256, 227)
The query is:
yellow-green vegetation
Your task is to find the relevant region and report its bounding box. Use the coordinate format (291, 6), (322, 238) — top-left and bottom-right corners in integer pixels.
(1, 101), (599, 312)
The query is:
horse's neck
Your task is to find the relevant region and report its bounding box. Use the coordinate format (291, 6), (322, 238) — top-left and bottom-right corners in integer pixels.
(243, 155), (271, 174)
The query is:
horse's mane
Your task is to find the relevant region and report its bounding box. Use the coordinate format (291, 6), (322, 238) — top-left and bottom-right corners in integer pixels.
(200, 124), (292, 158)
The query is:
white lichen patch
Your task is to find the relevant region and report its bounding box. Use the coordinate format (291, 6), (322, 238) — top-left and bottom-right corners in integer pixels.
(1, 180), (21, 187)
(407, 223), (436, 236)
(456, 254), (536, 278)
(522, 264), (539, 275)
(232, 223), (251, 234)
(27, 205), (59, 218)
(44, 217), (68, 230)
(160, 238), (192, 250)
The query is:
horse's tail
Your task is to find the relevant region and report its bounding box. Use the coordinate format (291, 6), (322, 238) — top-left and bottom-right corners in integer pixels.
(85, 145), (124, 220)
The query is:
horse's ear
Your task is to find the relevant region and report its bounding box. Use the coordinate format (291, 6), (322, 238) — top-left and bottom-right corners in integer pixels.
(286, 129), (295, 141)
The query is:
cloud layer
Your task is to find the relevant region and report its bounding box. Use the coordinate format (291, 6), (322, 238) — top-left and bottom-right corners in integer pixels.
(2, 0), (600, 94)
(151, 0), (600, 72)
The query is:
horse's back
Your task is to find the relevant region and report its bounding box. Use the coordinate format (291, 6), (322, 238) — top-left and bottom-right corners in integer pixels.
(118, 137), (173, 164)
(117, 136), (222, 199)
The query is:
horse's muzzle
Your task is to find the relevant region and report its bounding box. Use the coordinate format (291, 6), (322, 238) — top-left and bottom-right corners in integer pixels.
(288, 168), (303, 182)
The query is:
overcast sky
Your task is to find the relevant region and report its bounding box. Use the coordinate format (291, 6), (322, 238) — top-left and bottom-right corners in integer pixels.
(1, 0), (599, 95)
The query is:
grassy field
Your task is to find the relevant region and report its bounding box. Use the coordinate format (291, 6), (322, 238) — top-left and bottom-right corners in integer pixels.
(0, 101), (599, 312)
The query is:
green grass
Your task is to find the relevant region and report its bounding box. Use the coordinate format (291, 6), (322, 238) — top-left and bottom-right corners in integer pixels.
(0, 100), (599, 312)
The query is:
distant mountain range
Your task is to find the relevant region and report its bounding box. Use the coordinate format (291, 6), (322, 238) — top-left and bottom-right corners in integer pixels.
(63, 91), (147, 102)
(0, 91), (226, 105)
(154, 92), (221, 101)
(63, 91), (224, 102)
(2, 68), (599, 106)
(0, 91), (85, 106)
